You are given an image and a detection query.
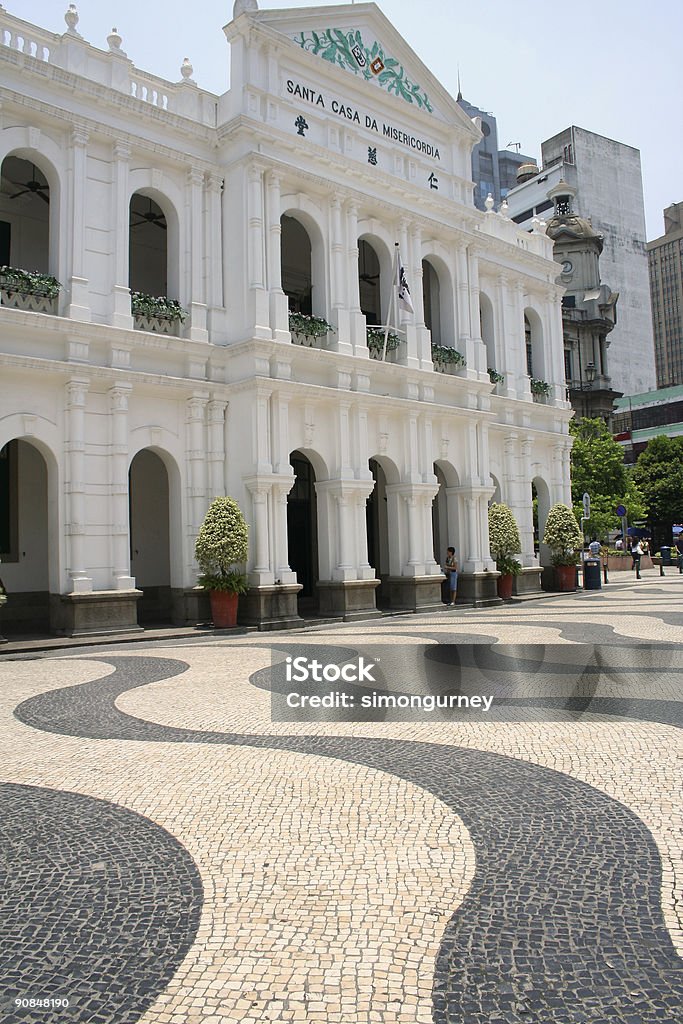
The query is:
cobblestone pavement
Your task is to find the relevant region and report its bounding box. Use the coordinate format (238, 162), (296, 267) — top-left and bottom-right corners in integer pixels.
(0, 575), (681, 1023)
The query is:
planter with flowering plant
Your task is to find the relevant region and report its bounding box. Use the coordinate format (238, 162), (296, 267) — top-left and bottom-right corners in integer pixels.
(432, 344), (466, 374)
(195, 497), (249, 628)
(542, 503), (583, 591)
(530, 377), (552, 401)
(488, 502), (522, 600)
(288, 312), (334, 347)
(131, 292), (188, 335)
(0, 266), (60, 313)
(367, 327), (401, 359)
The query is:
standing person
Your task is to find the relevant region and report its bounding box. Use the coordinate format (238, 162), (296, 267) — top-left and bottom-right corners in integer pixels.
(631, 537), (643, 580)
(444, 546), (458, 606)
(588, 537), (601, 558)
(675, 534), (683, 572)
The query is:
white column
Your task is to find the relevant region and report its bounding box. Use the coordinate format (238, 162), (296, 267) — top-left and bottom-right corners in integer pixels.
(345, 200), (366, 353)
(186, 396), (208, 578)
(272, 480), (298, 584)
(109, 385), (135, 589)
(454, 241), (471, 357)
(185, 166), (207, 341)
(65, 380), (92, 592)
(247, 165), (270, 339)
(248, 484), (271, 574)
(336, 494), (354, 572)
(206, 173), (224, 313)
(330, 193), (352, 353)
(66, 125), (91, 321)
(111, 141), (133, 328)
(518, 437), (535, 564)
(404, 495), (422, 572)
(467, 246), (487, 373)
(266, 170), (289, 342)
(207, 400), (227, 498)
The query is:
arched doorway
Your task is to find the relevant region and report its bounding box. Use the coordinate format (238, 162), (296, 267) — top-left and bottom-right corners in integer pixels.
(287, 451), (319, 614)
(281, 215), (313, 314)
(129, 193), (168, 296)
(423, 259), (441, 343)
(0, 438), (50, 632)
(358, 239), (382, 325)
(0, 155), (54, 311)
(129, 449), (171, 624)
(367, 458), (391, 606)
(480, 292), (496, 373)
(432, 461), (461, 603)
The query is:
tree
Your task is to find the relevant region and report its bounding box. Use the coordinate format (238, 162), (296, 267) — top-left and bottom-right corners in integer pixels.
(570, 418), (647, 541)
(488, 503), (522, 575)
(632, 436), (683, 548)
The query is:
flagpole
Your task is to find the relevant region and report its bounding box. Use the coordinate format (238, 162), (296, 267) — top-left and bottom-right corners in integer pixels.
(378, 242), (401, 362)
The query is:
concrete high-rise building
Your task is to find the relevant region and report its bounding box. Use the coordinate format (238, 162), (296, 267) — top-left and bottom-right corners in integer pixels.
(456, 93), (536, 211)
(506, 126), (656, 398)
(647, 203), (683, 388)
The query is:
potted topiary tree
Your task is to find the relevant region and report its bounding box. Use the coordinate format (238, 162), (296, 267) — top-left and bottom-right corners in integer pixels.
(542, 503), (584, 591)
(488, 502), (522, 600)
(195, 496), (249, 628)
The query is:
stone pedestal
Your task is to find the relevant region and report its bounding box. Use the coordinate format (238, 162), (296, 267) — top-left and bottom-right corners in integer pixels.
(316, 579), (381, 621)
(385, 576), (445, 613)
(240, 584), (303, 631)
(513, 566), (543, 596)
(53, 589), (143, 637)
(457, 572), (502, 607)
(171, 586), (211, 626)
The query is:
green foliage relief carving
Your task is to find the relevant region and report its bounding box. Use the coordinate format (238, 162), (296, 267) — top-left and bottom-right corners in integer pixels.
(293, 28), (433, 111)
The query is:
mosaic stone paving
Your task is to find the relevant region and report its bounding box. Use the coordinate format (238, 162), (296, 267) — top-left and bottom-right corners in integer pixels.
(1, 578), (682, 1023)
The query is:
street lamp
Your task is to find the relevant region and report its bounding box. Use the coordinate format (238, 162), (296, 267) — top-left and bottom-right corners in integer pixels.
(585, 361), (596, 385)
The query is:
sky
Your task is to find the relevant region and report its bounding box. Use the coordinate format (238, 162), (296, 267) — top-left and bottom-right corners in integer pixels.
(12, 0), (683, 239)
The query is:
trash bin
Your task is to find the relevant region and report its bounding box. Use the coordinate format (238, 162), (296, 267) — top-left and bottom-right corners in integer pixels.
(583, 558), (602, 590)
(660, 546), (672, 566)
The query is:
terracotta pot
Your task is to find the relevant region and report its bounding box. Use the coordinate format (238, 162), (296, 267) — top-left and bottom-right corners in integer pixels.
(554, 564), (577, 592)
(497, 573), (514, 600)
(210, 589), (239, 628)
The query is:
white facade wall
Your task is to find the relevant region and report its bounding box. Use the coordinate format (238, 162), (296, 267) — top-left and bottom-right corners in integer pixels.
(0, 2), (573, 626)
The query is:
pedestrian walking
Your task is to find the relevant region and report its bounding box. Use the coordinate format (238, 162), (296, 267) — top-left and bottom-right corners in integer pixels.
(444, 546), (458, 606)
(631, 538), (643, 580)
(588, 537), (601, 558)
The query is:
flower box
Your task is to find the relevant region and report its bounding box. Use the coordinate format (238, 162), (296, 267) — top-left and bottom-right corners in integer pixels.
(288, 313), (334, 348)
(0, 267), (60, 314)
(432, 345), (466, 374)
(131, 292), (187, 335)
(367, 327), (400, 360)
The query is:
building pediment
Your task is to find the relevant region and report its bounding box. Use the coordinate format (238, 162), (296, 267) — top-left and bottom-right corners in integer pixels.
(229, 2), (479, 136)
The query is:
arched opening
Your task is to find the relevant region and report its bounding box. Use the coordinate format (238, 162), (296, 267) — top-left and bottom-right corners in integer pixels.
(422, 259), (441, 343)
(432, 461), (461, 603)
(0, 438), (50, 633)
(281, 214), (312, 314)
(480, 292), (496, 372)
(524, 308), (545, 382)
(490, 474), (502, 505)
(358, 238), (382, 325)
(129, 192), (168, 297)
(0, 155), (54, 311)
(129, 449), (171, 624)
(366, 458), (392, 607)
(532, 477), (551, 562)
(287, 451), (319, 614)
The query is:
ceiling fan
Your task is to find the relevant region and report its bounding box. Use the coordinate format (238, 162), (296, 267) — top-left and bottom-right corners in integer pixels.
(130, 197), (167, 231)
(359, 240), (379, 285)
(5, 164), (49, 203)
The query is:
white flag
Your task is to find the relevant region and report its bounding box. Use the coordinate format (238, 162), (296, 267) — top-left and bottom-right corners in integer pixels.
(398, 259), (414, 314)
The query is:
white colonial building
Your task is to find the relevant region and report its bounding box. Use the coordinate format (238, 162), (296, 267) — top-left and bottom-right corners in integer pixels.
(0, 1), (572, 635)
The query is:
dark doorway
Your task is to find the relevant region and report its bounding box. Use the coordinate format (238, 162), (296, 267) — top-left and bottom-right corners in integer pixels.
(287, 452), (318, 614)
(367, 458), (389, 607)
(129, 449), (172, 624)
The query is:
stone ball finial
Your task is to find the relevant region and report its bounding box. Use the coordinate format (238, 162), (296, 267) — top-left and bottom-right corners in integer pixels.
(65, 4), (79, 33)
(107, 27), (123, 51)
(233, 0), (258, 17)
(180, 57), (194, 80)
(484, 193), (494, 213)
